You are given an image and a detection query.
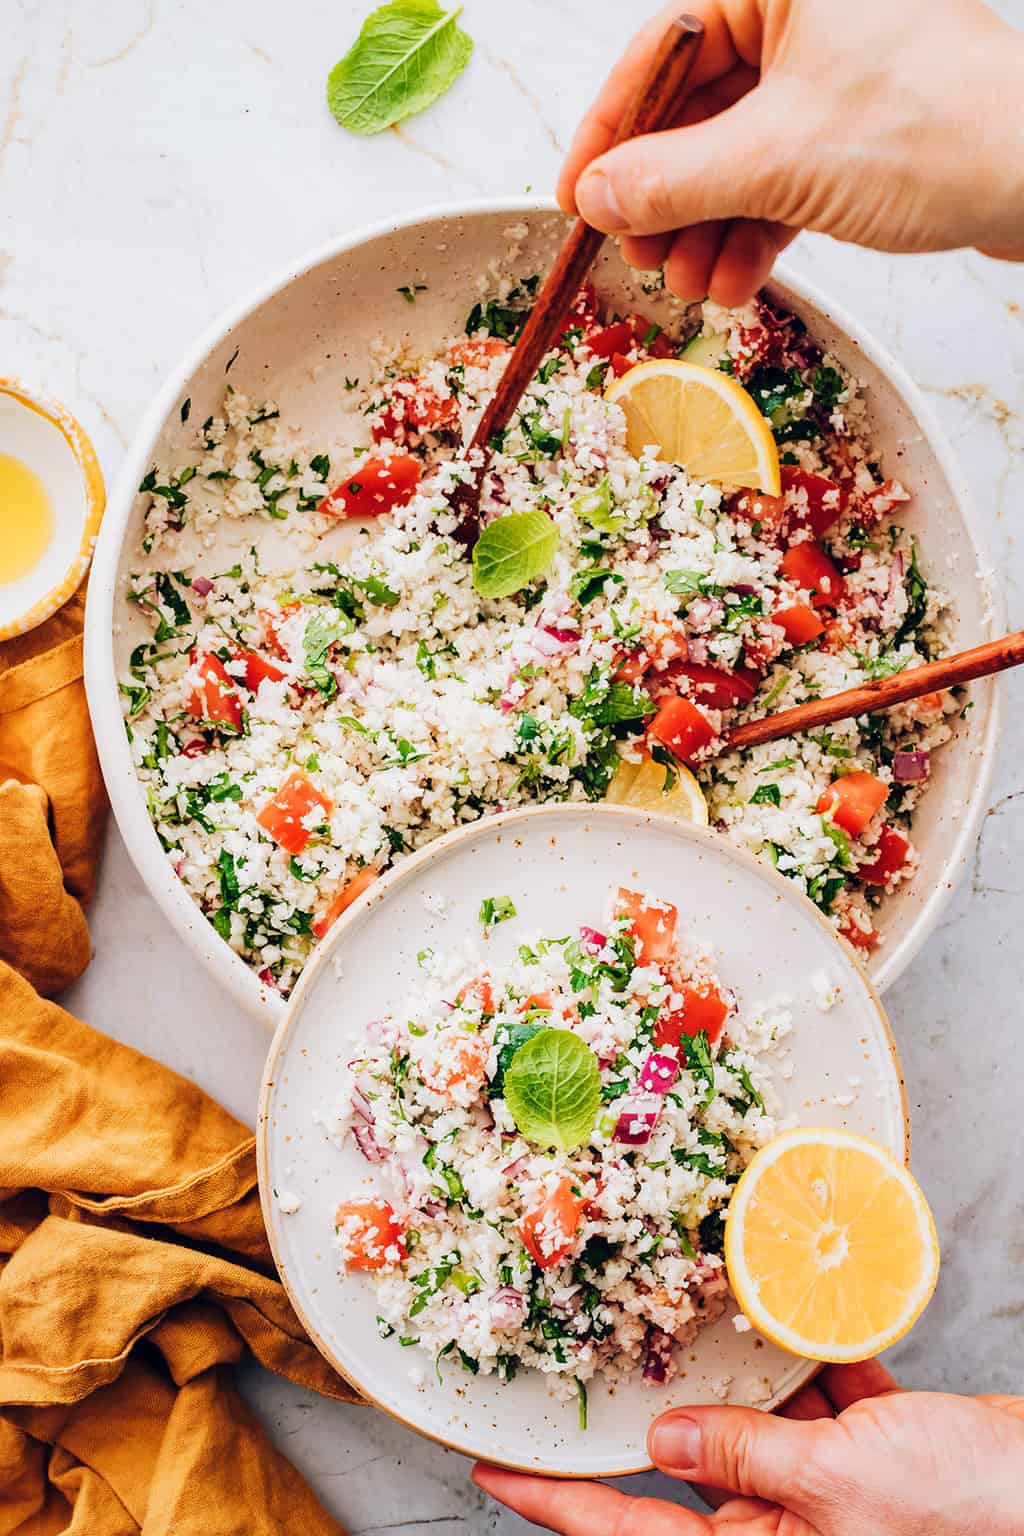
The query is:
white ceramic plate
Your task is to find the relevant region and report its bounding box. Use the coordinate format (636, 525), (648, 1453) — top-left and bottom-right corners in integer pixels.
(258, 803), (908, 1477)
(85, 200), (1002, 1021)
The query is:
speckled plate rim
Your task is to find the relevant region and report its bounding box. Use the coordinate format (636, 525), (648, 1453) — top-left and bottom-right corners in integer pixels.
(83, 195), (1003, 1021)
(0, 377), (106, 640)
(257, 801), (909, 1477)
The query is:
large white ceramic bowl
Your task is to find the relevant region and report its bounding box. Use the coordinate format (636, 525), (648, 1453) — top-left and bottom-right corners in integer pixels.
(257, 803), (910, 1476)
(84, 199), (1002, 1023)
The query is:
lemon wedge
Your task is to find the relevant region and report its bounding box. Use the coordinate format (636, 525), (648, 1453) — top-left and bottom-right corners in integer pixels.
(725, 1127), (939, 1363)
(606, 359), (781, 495)
(605, 753), (709, 826)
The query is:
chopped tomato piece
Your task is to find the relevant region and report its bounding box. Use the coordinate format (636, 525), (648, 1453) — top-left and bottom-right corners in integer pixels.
(731, 486), (788, 540)
(188, 652), (243, 733)
(372, 378), (459, 443)
(610, 352), (633, 378)
(780, 541), (846, 609)
(648, 694), (716, 764)
(773, 602), (825, 646)
(258, 601), (300, 660)
(858, 826), (910, 887)
(232, 647), (286, 691)
(312, 865), (379, 940)
(585, 320), (634, 359)
(256, 771), (333, 855)
(614, 887), (678, 964)
(780, 466), (848, 538)
(456, 974), (494, 1015)
(857, 477), (910, 526)
(839, 915), (880, 952)
(419, 1033), (489, 1096)
(319, 453), (421, 517)
(615, 648), (650, 684)
(447, 336), (511, 368)
(519, 990), (575, 1024)
(655, 979), (729, 1049)
(817, 770), (888, 838)
(518, 1177), (582, 1270)
(673, 662), (756, 711)
(335, 1199), (407, 1271)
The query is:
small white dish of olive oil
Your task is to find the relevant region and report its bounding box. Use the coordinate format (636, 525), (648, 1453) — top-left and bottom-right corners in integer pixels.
(0, 380), (105, 640)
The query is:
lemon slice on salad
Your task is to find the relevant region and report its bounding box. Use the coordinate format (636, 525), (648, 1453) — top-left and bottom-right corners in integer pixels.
(605, 753), (709, 826)
(606, 358), (781, 495)
(725, 1127), (939, 1363)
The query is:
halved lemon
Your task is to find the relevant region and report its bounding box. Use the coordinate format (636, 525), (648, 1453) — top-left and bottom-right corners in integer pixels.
(605, 752), (708, 826)
(725, 1127), (939, 1363)
(606, 359), (780, 495)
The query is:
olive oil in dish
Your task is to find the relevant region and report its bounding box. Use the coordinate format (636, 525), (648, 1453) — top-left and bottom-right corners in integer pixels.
(0, 451), (54, 584)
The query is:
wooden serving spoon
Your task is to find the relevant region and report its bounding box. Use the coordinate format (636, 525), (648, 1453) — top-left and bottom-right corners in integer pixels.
(721, 627), (1022, 755)
(450, 13), (706, 543)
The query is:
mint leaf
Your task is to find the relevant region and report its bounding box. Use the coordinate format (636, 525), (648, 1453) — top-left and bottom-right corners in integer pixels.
(504, 1028), (601, 1152)
(327, 0), (473, 136)
(472, 510), (558, 599)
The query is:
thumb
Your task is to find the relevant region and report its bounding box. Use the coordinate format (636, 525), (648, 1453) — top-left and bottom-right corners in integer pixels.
(649, 1405), (827, 1512)
(575, 86), (805, 238)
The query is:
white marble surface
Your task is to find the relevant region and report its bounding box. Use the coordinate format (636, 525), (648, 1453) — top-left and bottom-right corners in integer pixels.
(4, 1), (1024, 1530)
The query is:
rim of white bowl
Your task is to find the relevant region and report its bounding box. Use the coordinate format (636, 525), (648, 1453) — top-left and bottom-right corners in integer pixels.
(84, 197), (1004, 1025)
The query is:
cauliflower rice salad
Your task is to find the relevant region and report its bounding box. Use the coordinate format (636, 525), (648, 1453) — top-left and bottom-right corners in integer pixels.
(331, 885), (789, 1416)
(122, 277), (959, 994)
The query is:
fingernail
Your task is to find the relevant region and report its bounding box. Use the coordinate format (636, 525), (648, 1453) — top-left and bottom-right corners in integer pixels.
(577, 170), (628, 232)
(650, 1415), (701, 1473)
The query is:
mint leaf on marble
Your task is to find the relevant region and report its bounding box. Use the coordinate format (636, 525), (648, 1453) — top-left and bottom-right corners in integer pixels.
(327, 1), (473, 136)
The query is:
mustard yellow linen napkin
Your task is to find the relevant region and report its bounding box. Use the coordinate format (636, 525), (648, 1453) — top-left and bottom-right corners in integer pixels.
(0, 586), (361, 1533)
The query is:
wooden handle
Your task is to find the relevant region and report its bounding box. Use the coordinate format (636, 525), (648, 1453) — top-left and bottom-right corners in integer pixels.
(726, 629), (1024, 753)
(466, 17), (705, 469)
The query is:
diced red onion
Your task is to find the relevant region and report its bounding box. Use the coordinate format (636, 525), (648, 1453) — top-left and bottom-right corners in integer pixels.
(642, 1324), (675, 1383)
(687, 596), (725, 632)
(350, 1084), (375, 1123)
(191, 576), (214, 596)
(421, 1198), (446, 1218)
(353, 1123), (389, 1163)
(502, 1153), (529, 1179)
(613, 1093), (663, 1146)
(639, 1051), (679, 1096)
(489, 1286), (527, 1329)
(366, 1018), (399, 1046)
(686, 637), (709, 664)
(578, 925), (607, 955)
(182, 739), (211, 758)
(729, 582), (758, 595)
(257, 967), (279, 991)
(893, 750), (930, 783)
(530, 626), (578, 659)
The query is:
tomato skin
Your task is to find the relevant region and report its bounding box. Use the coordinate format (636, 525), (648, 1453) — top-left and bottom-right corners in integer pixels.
(672, 661), (756, 711)
(610, 352), (633, 378)
(648, 693), (716, 764)
(518, 1177), (582, 1270)
(858, 826), (910, 887)
(372, 379), (459, 443)
(456, 974), (494, 1015)
(586, 320), (634, 359)
(731, 486), (788, 539)
(256, 771), (333, 855)
(566, 281), (599, 324)
(233, 647), (286, 691)
(839, 915), (880, 952)
(188, 652), (243, 734)
(312, 865), (379, 939)
(320, 454), (421, 517)
(780, 466), (848, 538)
(780, 541), (846, 609)
(258, 602), (299, 660)
(655, 980), (729, 1048)
(335, 1199), (407, 1271)
(817, 770), (888, 838)
(419, 1033), (489, 1096)
(615, 649), (649, 685)
(614, 887), (678, 964)
(447, 336), (511, 368)
(773, 602), (825, 646)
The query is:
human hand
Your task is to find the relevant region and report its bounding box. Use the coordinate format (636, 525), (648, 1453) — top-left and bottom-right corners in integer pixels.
(558, 0), (1024, 306)
(473, 1359), (1024, 1534)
